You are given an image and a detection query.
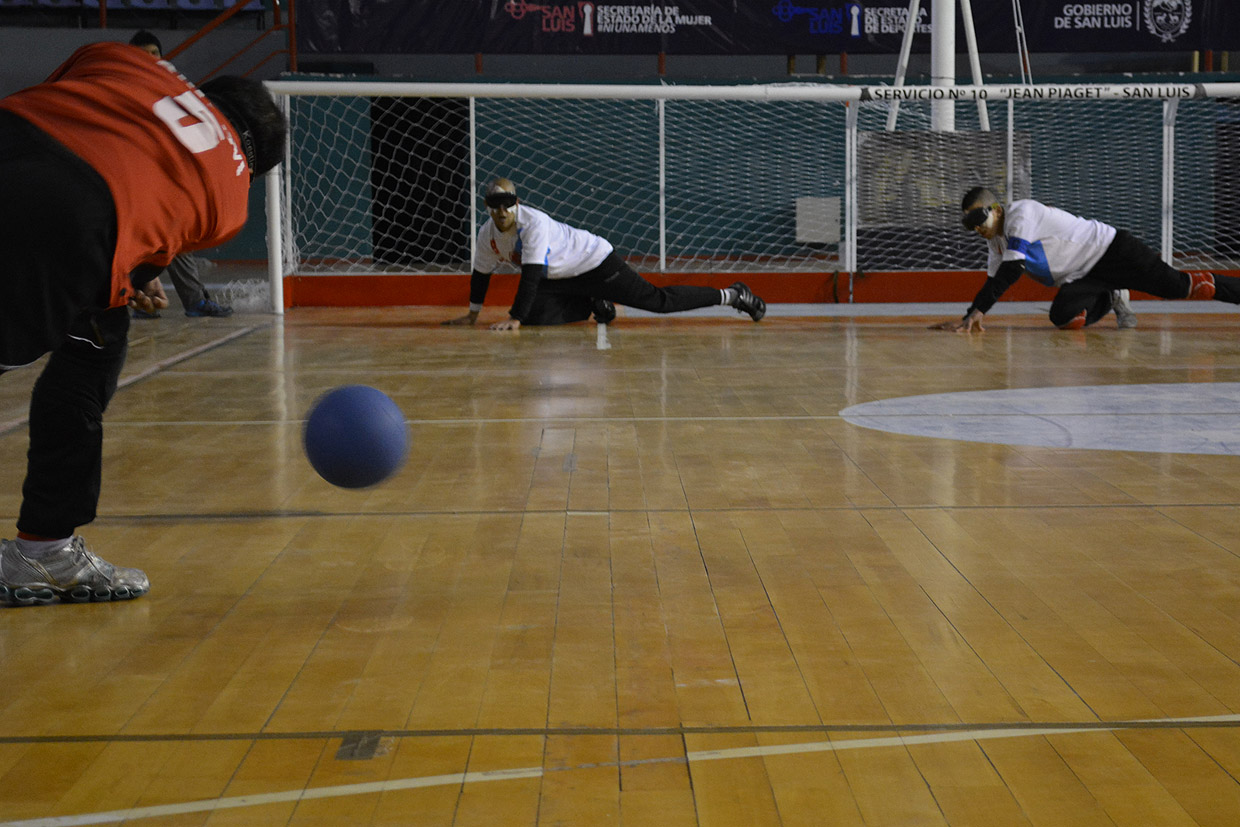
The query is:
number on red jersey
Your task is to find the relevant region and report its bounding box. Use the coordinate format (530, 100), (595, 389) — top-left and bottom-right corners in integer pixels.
(153, 91), (224, 154)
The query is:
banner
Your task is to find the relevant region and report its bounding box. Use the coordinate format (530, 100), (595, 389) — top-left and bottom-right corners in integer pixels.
(0, 0), (264, 9)
(295, 0), (1240, 55)
(1017, 1), (1234, 52)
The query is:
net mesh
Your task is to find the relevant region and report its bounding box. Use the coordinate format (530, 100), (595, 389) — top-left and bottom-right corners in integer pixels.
(215, 277), (272, 312)
(277, 85), (1240, 288)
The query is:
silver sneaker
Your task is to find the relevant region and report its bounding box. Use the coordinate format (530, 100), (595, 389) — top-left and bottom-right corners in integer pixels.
(1112, 289), (1137, 329)
(0, 536), (149, 606)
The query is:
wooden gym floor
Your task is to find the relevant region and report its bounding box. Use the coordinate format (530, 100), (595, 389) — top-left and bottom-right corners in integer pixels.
(3, 301), (1240, 825)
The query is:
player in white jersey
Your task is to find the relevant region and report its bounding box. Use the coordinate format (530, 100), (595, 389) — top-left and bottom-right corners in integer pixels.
(934, 187), (1240, 333)
(443, 178), (766, 330)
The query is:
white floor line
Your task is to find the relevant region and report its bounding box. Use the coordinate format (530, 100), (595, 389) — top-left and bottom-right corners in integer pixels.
(596, 322), (611, 349)
(686, 713), (1240, 763)
(686, 725), (1103, 763)
(0, 325), (264, 438)
(0, 766), (543, 827)
(113, 324), (265, 391)
(7, 714), (1239, 827)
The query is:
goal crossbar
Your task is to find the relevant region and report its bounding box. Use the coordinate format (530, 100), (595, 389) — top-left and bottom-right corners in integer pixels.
(265, 79), (1240, 102)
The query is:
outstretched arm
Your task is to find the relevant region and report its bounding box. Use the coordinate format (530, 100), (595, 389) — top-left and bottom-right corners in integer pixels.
(442, 270), (492, 325)
(491, 262), (546, 331)
(930, 261), (1024, 332)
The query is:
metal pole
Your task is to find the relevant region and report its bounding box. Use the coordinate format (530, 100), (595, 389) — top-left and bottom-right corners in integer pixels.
(265, 91), (290, 314)
(886, 0), (922, 131)
(281, 95), (293, 282)
(1006, 98), (1015, 199)
(658, 99), (667, 272)
(470, 97), (478, 276)
(1011, 0), (1032, 83)
(958, 0), (988, 131)
(265, 163), (284, 314)
(1161, 99), (1178, 266)
(845, 102), (858, 293)
(930, 0), (955, 131)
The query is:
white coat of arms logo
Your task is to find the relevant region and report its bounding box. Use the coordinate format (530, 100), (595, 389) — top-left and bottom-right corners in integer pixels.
(1145, 0), (1192, 43)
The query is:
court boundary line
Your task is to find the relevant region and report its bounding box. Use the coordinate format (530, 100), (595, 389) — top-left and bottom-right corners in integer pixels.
(3, 714), (1238, 827)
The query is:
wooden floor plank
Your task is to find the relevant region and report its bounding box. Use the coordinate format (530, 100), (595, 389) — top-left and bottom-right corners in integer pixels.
(455, 734), (543, 827)
(684, 733), (781, 827)
(616, 734), (697, 826)
(1115, 729), (1240, 827)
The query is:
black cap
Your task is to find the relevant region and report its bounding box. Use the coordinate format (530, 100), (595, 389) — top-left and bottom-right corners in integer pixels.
(129, 30), (163, 56)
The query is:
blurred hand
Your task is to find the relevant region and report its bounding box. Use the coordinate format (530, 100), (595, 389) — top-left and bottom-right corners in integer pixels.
(128, 278), (169, 315)
(442, 311), (479, 326)
(930, 310), (985, 333)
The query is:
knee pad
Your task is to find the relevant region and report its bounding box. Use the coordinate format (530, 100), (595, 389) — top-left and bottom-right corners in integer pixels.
(1056, 311), (1087, 330)
(1187, 272), (1216, 300)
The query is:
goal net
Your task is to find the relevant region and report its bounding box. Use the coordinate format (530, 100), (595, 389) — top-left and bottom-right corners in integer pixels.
(259, 79), (1240, 305)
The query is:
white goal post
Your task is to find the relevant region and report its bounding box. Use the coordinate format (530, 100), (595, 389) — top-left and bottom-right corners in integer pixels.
(260, 78), (1240, 312)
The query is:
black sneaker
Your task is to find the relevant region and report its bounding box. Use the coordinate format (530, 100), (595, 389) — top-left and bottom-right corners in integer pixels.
(592, 299), (616, 324)
(729, 282), (766, 322)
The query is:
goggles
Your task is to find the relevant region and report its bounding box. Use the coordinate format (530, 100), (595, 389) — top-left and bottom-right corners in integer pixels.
(962, 205), (994, 230)
(485, 192), (518, 210)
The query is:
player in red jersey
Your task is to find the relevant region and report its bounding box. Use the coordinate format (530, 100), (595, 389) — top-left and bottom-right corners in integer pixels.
(127, 30), (235, 320)
(0, 42), (286, 605)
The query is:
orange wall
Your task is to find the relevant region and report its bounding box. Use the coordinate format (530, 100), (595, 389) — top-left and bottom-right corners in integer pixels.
(283, 270), (1061, 308)
(283, 269), (1240, 308)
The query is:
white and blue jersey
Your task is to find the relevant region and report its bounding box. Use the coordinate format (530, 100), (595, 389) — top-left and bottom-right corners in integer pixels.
(988, 199), (1117, 287)
(474, 204), (613, 279)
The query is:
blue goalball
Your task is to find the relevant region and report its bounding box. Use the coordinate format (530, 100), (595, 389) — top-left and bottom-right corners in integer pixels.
(303, 385), (409, 488)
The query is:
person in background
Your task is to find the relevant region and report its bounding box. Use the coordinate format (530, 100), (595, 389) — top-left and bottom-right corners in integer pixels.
(0, 42), (286, 605)
(444, 177), (767, 330)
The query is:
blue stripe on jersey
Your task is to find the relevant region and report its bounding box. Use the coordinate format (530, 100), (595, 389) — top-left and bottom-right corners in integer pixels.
(1008, 237), (1054, 285)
